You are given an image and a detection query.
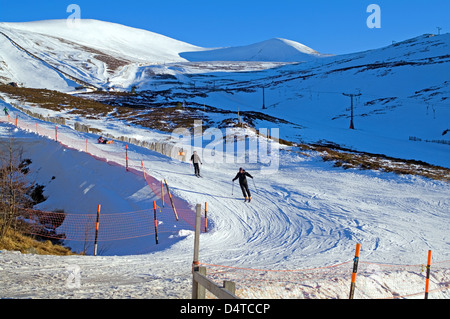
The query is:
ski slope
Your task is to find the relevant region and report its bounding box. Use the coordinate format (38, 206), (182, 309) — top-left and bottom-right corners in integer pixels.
(0, 19), (449, 299)
(0, 103), (449, 298)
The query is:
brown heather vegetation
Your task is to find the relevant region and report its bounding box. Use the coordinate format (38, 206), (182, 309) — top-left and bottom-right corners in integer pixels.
(1, 84), (449, 182)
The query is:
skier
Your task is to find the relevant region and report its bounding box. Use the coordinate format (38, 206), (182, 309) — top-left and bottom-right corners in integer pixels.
(232, 167), (253, 202)
(190, 151), (202, 177)
(98, 136), (111, 144)
(3, 107), (8, 116)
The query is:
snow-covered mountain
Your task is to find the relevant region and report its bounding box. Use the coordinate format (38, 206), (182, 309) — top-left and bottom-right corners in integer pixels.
(0, 19), (205, 91)
(0, 19), (449, 300)
(0, 19), (449, 166)
(179, 37), (327, 62)
(0, 19), (325, 91)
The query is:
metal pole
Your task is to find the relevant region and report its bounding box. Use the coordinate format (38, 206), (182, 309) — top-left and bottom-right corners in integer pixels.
(94, 204), (101, 256)
(125, 145), (129, 172)
(349, 243), (361, 299)
(164, 179), (179, 221)
(425, 250), (432, 299)
(343, 93), (361, 130)
(153, 201), (159, 245)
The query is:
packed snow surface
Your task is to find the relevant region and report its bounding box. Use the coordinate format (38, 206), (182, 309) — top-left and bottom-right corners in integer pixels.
(0, 110), (448, 299)
(0, 19), (449, 299)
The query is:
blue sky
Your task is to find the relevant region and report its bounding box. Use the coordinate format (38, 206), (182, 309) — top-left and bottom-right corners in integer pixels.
(0, 0), (449, 54)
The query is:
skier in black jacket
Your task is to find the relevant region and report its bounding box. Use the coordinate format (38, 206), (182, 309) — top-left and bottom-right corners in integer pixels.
(232, 168), (253, 202)
(190, 151), (202, 177)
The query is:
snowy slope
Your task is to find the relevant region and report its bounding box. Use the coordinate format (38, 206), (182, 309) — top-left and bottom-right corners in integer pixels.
(180, 37), (327, 62)
(0, 20), (325, 91)
(0, 20), (449, 299)
(174, 34), (450, 167)
(0, 19), (204, 90)
(1, 103), (449, 299)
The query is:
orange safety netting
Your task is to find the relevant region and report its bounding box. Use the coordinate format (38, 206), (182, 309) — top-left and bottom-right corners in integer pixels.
(199, 260), (450, 299)
(20, 206), (206, 242)
(1, 113), (207, 245)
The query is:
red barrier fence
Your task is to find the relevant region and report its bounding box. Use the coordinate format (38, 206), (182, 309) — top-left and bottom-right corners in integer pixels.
(1, 111), (207, 253)
(199, 255), (450, 299)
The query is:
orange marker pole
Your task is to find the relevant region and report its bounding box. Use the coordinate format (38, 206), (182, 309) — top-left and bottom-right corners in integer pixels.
(86, 139), (88, 153)
(153, 201), (159, 245)
(164, 179), (179, 221)
(349, 243), (361, 299)
(125, 145), (129, 172)
(141, 160), (146, 179)
(204, 202), (208, 233)
(161, 180), (165, 207)
(15, 113), (18, 126)
(36, 123), (38, 134)
(55, 125), (58, 142)
(94, 204), (101, 256)
(425, 250), (432, 299)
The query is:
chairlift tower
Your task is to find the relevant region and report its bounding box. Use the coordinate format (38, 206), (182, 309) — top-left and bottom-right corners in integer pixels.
(343, 93), (362, 129)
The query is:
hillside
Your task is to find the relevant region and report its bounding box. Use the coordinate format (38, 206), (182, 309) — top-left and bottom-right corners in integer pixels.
(1, 20), (448, 168)
(179, 37), (328, 62)
(0, 19), (449, 299)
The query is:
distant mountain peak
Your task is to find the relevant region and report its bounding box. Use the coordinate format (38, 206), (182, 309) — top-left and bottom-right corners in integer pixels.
(180, 37), (327, 62)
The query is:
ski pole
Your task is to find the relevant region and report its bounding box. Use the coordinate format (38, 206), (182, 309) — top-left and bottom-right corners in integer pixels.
(232, 181), (235, 195)
(252, 178), (258, 194)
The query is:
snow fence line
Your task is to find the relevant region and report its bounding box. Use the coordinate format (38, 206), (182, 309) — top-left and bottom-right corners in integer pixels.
(195, 253), (450, 299)
(5, 102), (188, 163)
(2, 113), (450, 299)
(0, 112), (208, 255)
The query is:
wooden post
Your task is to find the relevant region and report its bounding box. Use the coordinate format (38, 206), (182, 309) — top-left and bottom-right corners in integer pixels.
(125, 145), (129, 172)
(349, 243), (361, 299)
(193, 203), (202, 266)
(192, 266), (207, 299)
(192, 203), (204, 299)
(153, 201), (159, 244)
(425, 250), (432, 299)
(94, 204), (101, 256)
(204, 202), (208, 233)
(224, 281), (236, 295)
(164, 179), (179, 221)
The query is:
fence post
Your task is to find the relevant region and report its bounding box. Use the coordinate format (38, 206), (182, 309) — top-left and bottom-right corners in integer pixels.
(223, 281), (236, 295)
(153, 201), (159, 245)
(425, 250), (432, 299)
(164, 179), (179, 221)
(349, 243), (361, 299)
(192, 266), (207, 299)
(204, 202), (208, 233)
(192, 204), (204, 299)
(193, 203), (202, 266)
(161, 180), (164, 207)
(125, 145), (129, 172)
(141, 160), (146, 178)
(94, 204), (101, 256)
